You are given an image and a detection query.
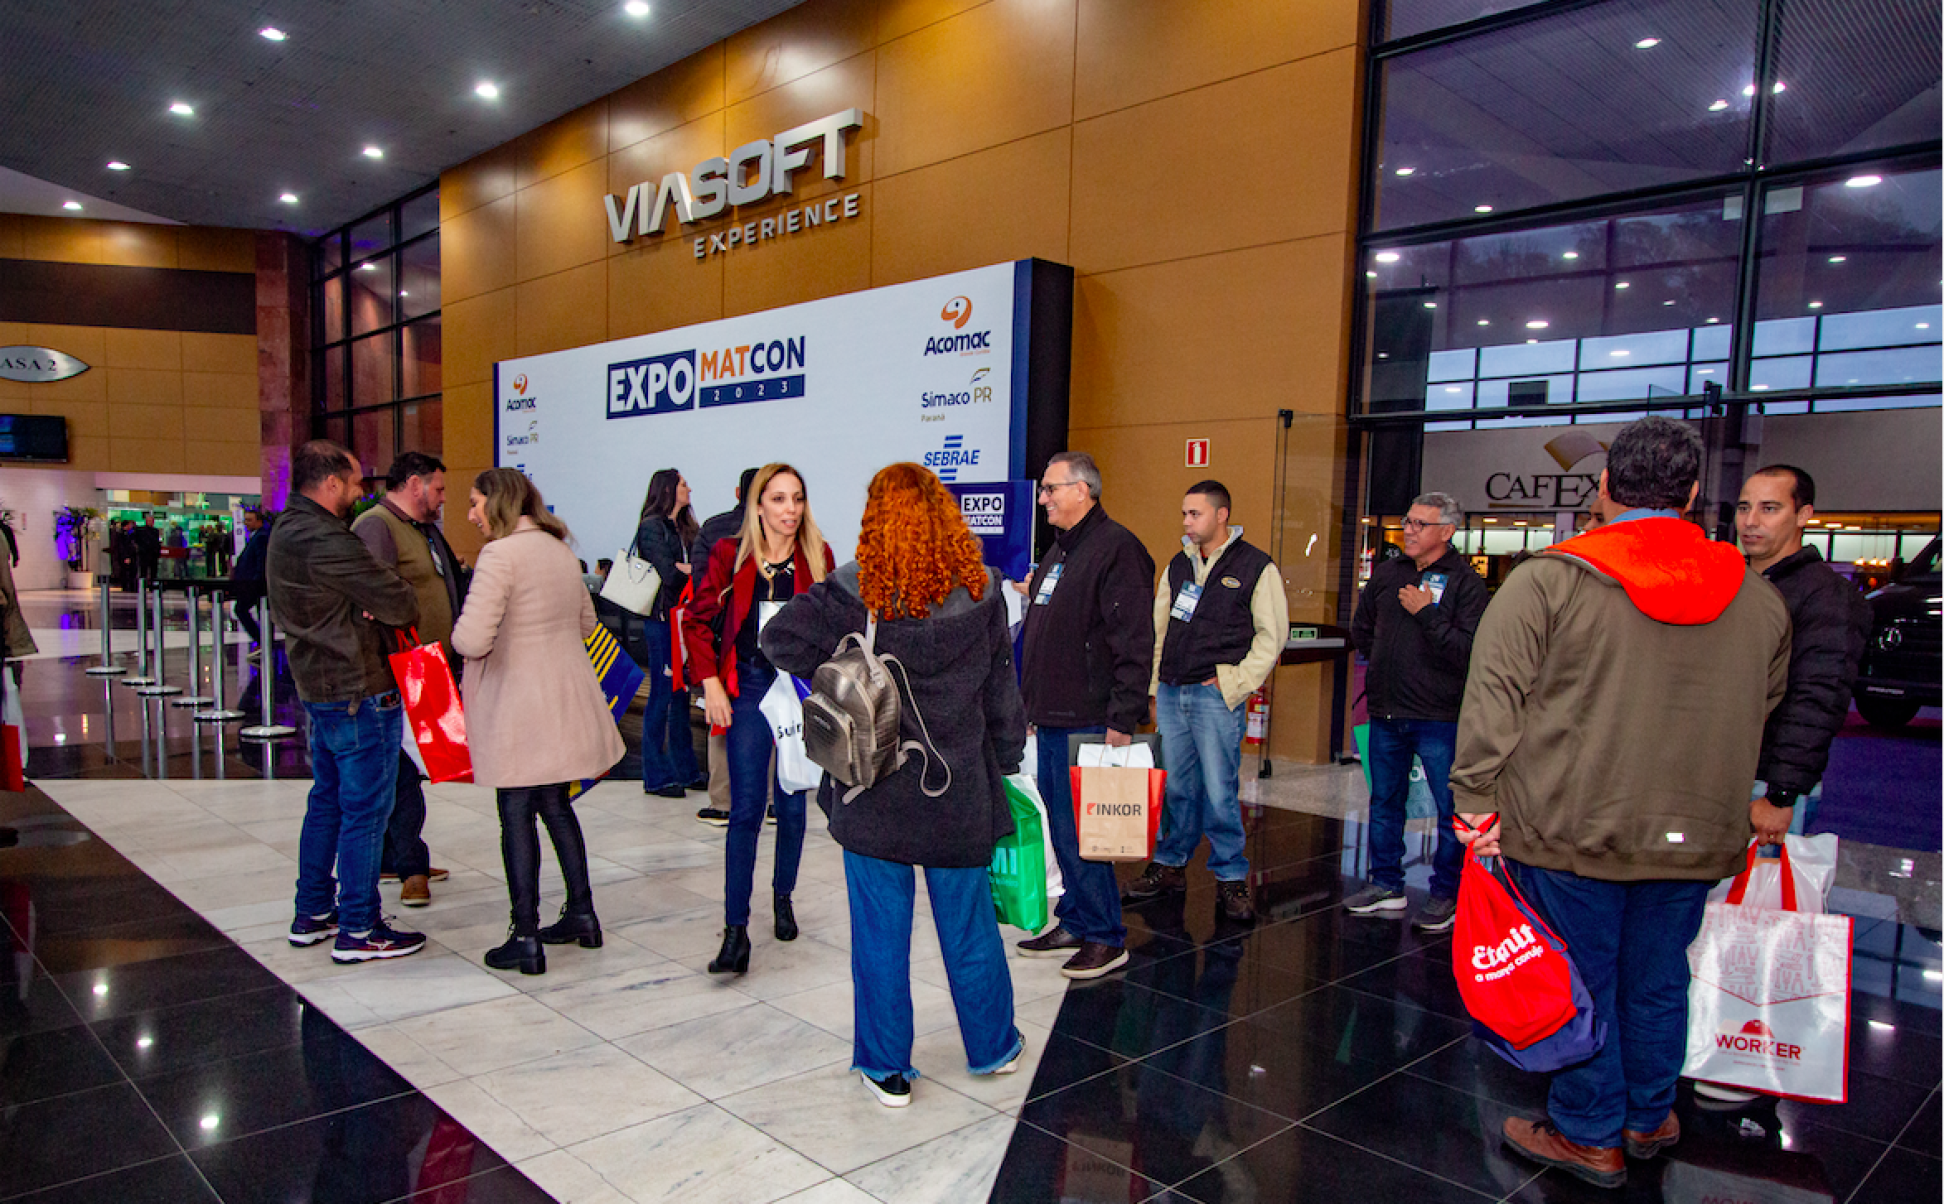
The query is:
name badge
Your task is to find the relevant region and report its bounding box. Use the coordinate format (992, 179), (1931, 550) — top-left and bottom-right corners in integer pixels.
(757, 601), (784, 632)
(1034, 562), (1063, 606)
(1170, 581), (1202, 622)
(1422, 571), (1448, 604)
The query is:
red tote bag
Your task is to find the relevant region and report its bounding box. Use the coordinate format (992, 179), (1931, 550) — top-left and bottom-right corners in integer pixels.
(389, 630), (473, 784)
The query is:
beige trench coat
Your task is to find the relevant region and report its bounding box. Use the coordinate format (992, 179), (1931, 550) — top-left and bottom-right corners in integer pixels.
(451, 520), (624, 788)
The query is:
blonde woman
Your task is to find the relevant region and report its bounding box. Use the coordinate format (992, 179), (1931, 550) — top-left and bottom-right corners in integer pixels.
(681, 463), (835, 975)
(453, 469), (625, 975)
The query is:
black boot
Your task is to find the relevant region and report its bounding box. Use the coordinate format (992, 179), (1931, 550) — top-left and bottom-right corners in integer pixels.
(484, 929), (546, 976)
(708, 925), (751, 975)
(774, 893), (798, 942)
(538, 909), (603, 948)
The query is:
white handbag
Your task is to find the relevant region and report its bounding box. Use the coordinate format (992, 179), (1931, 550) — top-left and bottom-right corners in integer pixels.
(599, 542), (662, 617)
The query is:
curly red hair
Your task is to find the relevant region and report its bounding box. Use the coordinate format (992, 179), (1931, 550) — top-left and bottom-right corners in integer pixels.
(857, 463), (987, 619)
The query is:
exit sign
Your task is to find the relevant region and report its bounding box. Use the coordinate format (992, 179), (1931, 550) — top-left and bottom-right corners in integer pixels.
(1185, 438), (1209, 468)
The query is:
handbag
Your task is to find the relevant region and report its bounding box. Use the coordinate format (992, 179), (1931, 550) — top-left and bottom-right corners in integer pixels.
(389, 629), (473, 784)
(599, 532), (662, 617)
(990, 775), (1066, 933)
(1067, 734), (1165, 863)
(1, 666), (24, 792)
(760, 671), (824, 794)
(567, 623), (647, 801)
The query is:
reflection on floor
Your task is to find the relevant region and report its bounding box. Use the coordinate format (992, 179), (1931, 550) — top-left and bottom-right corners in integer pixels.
(3, 586), (1940, 1202)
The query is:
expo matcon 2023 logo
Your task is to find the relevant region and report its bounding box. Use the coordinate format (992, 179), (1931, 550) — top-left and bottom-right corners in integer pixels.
(606, 337), (809, 419)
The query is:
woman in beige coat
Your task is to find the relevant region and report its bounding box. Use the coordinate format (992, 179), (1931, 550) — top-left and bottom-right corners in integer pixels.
(453, 468), (625, 975)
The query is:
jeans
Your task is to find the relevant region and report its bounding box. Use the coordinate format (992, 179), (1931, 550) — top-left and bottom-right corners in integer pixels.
(844, 849), (1022, 1081)
(1153, 683), (1250, 881)
(497, 784), (595, 933)
(1510, 861), (1712, 1148)
(636, 620), (699, 791)
(1036, 724), (1126, 947)
(1365, 717), (1462, 899)
(724, 660), (806, 927)
(380, 752), (431, 879)
(296, 694), (403, 934)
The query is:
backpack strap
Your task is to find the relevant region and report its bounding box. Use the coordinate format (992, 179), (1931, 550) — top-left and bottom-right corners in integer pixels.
(882, 652), (951, 799)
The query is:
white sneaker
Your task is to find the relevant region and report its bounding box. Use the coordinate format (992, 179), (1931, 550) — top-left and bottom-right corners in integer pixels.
(861, 1071), (912, 1108)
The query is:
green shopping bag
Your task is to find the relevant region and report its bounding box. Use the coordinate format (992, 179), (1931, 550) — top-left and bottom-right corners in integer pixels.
(990, 777), (1051, 933)
(1351, 722), (1439, 821)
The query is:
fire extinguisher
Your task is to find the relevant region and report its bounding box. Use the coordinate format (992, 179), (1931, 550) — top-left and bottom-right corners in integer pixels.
(1244, 688), (1269, 747)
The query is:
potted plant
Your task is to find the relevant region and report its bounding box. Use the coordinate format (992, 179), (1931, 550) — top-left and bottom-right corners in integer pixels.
(53, 505), (102, 589)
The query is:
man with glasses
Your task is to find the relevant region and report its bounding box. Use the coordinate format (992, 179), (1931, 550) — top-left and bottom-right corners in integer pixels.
(1345, 491), (1487, 931)
(1016, 452), (1155, 979)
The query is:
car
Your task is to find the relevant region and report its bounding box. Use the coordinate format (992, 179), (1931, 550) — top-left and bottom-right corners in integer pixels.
(1852, 537), (1941, 729)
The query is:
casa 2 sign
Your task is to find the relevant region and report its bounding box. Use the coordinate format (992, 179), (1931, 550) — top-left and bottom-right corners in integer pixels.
(604, 108), (865, 259)
(0, 346), (90, 383)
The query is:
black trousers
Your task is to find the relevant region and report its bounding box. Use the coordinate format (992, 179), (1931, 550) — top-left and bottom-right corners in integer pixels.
(380, 752), (431, 879)
(496, 784), (594, 933)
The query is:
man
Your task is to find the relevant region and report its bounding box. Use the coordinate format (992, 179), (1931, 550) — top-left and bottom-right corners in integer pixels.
(690, 467), (758, 828)
(354, 452), (464, 909)
(231, 508), (274, 644)
(1124, 481), (1287, 922)
(1452, 416), (1790, 1189)
(133, 514), (161, 582)
(1344, 490), (1488, 932)
(1017, 451), (1155, 979)
(1737, 465), (1872, 838)
(269, 440), (425, 963)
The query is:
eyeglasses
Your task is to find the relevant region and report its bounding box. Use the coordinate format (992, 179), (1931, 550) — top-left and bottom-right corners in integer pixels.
(1401, 518), (1450, 532)
(1037, 480), (1082, 497)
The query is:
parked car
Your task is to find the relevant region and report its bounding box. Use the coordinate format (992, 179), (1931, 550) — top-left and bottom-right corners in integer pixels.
(1853, 537), (1941, 729)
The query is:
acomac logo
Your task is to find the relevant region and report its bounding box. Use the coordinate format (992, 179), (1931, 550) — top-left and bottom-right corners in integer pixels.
(513, 374), (529, 395)
(941, 296), (973, 329)
(1714, 1018), (1803, 1060)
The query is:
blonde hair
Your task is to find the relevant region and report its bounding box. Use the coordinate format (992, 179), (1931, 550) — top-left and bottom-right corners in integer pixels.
(733, 463), (828, 584)
(472, 468), (572, 543)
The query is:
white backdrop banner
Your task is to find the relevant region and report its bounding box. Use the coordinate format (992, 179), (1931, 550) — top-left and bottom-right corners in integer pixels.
(495, 261), (1036, 563)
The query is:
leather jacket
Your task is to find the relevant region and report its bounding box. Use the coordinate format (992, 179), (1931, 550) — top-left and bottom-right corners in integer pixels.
(266, 494), (418, 704)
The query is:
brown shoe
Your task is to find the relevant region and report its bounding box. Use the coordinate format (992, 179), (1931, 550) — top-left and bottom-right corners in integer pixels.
(1502, 1117), (1625, 1189)
(1623, 1112), (1680, 1160)
(1217, 880), (1256, 922)
(425, 867), (450, 883)
(1016, 926), (1083, 958)
(400, 875), (431, 908)
(1060, 942), (1130, 980)
(1121, 862), (1186, 903)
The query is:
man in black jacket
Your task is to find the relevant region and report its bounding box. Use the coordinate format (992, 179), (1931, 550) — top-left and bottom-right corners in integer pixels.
(1346, 491), (1488, 931)
(1017, 451), (1155, 979)
(1736, 465), (1872, 839)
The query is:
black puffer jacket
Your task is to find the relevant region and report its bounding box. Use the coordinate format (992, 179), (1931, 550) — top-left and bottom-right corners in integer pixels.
(761, 564), (1027, 868)
(1757, 547), (1873, 796)
(1350, 546), (1489, 722)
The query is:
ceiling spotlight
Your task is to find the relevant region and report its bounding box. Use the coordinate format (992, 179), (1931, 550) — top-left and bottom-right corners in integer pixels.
(1365, 270), (1377, 278)
(259, 26), (287, 41)
(1708, 99), (1730, 111)
(1773, 80), (1786, 93)
(358, 262), (377, 271)
(106, 160), (130, 171)
(1395, 166), (1416, 177)
(1828, 255), (1846, 263)
(1610, 349), (1630, 357)
(398, 290), (410, 297)
(1375, 251), (1401, 263)
(624, 0), (651, 15)
(1614, 281), (1630, 289)
(1808, 300), (1823, 309)
(1474, 204), (1494, 213)
(1844, 174), (1882, 188)
(1662, 299), (1676, 305)
(1423, 301), (1438, 309)
(1743, 84), (1756, 97)
(1525, 319), (1549, 329)
(169, 101), (194, 116)
(1706, 316), (1720, 323)
(475, 81), (500, 99)
(1477, 319), (1491, 326)
(63, 200), (81, 211)
(1634, 37), (1660, 49)
(1562, 251), (1579, 260)
(279, 192), (299, 204)
(363, 146), (384, 159)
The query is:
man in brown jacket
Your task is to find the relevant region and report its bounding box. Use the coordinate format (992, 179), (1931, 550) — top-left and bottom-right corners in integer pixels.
(1452, 416), (1790, 1190)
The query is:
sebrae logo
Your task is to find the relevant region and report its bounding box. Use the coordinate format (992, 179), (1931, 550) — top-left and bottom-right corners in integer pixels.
(924, 295), (992, 357)
(923, 434), (980, 482)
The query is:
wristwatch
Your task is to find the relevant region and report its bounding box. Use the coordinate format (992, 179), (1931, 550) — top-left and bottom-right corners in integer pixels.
(1768, 789), (1799, 809)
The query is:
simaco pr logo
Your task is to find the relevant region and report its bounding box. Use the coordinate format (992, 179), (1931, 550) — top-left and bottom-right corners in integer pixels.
(924, 295), (993, 357)
(924, 434), (980, 482)
(608, 351), (698, 418)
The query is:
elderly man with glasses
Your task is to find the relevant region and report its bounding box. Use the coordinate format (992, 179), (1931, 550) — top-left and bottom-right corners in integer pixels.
(1344, 491), (1488, 932)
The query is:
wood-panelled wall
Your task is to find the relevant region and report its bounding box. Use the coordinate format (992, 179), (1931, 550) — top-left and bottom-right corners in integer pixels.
(441, 0), (1367, 760)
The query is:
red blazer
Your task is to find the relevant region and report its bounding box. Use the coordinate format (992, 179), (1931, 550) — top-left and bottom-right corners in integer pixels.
(681, 537), (834, 696)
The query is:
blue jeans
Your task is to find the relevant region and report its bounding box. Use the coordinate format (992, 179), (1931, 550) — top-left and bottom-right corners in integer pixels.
(296, 694), (403, 934)
(724, 660), (805, 927)
(1366, 717), (1462, 898)
(1153, 683), (1250, 881)
(1510, 861), (1712, 1148)
(844, 849), (1022, 1081)
(637, 621), (699, 791)
(379, 751), (430, 879)
(1036, 724), (1126, 947)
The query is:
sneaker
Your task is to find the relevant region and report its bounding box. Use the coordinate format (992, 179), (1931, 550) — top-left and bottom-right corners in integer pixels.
(1344, 884), (1408, 915)
(766, 804), (777, 826)
(987, 1040), (1025, 1076)
(400, 874), (431, 908)
(1217, 880), (1256, 923)
(1411, 894), (1457, 932)
(695, 807), (730, 828)
(861, 1071), (912, 1108)
(1122, 862), (1186, 903)
(1061, 942), (1130, 980)
(331, 920), (428, 963)
(288, 911), (338, 947)
(1015, 926), (1083, 958)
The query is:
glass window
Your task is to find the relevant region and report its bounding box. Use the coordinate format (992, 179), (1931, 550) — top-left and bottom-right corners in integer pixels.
(1766, 0), (1943, 167)
(1575, 363), (1687, 400)
(351, 333), (397, 406)
(1578, 328), (1690, 368)
(352, 408), (396, 478)
(1378, 0), (1551, 43)
(1818, 303), (1942, 352)
(398, 235), (440, 321)
(1755, 167), (1942, 333)
(1749, 356), (1813, 391)
(1815, 346), (1941, 388)
(349, 211), (394, 262)
(316, 232), (342, 277)
(402, 316), (442, 399)
(1688, 362), (1728, 390)
(347, 256), (395, 336)
(1372, 0), (1758, 231)
(400, 397), (443, 455)
(321, 275), (345, 345)
(1427, 347), (1476, 382)
(321, 347), (345, 411)
(400, 189), (440, 243)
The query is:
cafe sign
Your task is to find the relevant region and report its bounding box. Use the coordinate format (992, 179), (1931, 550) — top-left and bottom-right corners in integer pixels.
(0, 346), (90, 383)
(1423, 426), (1618, 513)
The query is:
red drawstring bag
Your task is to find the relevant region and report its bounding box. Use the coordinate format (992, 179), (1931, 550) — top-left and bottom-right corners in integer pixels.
(669, 579), (693, 690)
(1453, 817), (1578, 1049)
(389, 629), (473, 784)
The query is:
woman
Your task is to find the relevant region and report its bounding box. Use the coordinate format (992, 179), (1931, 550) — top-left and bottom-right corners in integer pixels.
(763, 463), (1027, 1108)
(452, 468), (625, 975)
(683, 462), (834, 976)
(631, 469), (704, 798)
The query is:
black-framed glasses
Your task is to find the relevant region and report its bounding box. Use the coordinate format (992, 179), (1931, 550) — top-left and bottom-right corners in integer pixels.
(1402, 517), (1450, 532)
(1037, 480), (1082, 497)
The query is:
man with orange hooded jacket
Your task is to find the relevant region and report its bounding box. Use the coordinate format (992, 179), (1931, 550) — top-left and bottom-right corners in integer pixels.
(1451, 416), (1790, 1190)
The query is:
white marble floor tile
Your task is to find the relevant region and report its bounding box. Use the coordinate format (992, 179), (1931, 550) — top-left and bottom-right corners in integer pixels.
(352, 1023), (470, 1088)
(668, 934), (852, 1003)
(766, 974), (961, 1046)
(776, 1179), (878, 1204)
(470, 1042), (705, 1147)
(565, 1103), (830, 1204)
(610, 903), (729, 961)
(422, 1077), (557, 1162)
(296, 951), (519, 1030)
(165, 864), (299, 911)
(515, 1149), (635, 1204)
(499, 934), (670, 994)
(390, 993), (601, 1077)
(909, 1019), (1053, 1115)
(716, 1062), (998, 1176)
(617, 1003), (850, 1099)
(844, 1113), (1016, 1204)
(532, 960), (757, 1040)
(599, 839), (722, 874)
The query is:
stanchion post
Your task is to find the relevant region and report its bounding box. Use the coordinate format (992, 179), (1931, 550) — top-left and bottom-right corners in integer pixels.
(86, 575), (126, 676)
(135, 584), (182, 697)
(195, 587), (247, 723)
(240, 598), (296, 740)
(172, 585), (214, 707)
(122, 577), (156, 687)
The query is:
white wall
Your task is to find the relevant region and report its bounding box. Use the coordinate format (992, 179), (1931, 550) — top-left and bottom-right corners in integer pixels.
(0, 466), (106, 590)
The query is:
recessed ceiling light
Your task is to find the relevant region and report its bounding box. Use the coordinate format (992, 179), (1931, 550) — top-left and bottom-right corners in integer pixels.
(279, 192), (299, 204)
(169, 101), (194, 116)
(1377, 352), (1388, 359)
(1477, 319), (1490, 326)
(358, 262), (377, 271)
(1365, 270), (1377, 278)
(363, 146), (384, 159)
(1742, 84), (1756, 97)
(624, 1), (651, 15)
(106, 160), (130, 171)
(1610, 350), (1630, 357)
(1474, 204), (1494, 213)
(1845, 174), (1882, 188)
(398, 290), (410, 297)
(1423, 301), (1437, 309)
(1708, 99), (1730, 112)
(259, 26), (287, 41)
(1808, 300), (1823, 309)
(1918, 323), (1932, 330)
(1562, 251), (1579, 260)
(1634, 37), (1660, 49)
(1525, 319), (1549, 329)
(1706, 316), (1720, 323)
(1614, 281), (1629, 289)
(1828, 255), (1846, 263)
(475, 81), (500, 99)
(1773, 81), (1786, 93)
(1395, 166), (1415, 177)
(200, 1115), (220, 1131)
(62, 200), (82, 211)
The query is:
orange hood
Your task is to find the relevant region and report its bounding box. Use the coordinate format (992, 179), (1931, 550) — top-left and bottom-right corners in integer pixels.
(1546, 517), (1746, 625)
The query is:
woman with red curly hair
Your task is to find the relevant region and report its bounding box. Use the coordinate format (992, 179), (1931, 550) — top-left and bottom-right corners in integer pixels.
(763, 462), (1028, 1109)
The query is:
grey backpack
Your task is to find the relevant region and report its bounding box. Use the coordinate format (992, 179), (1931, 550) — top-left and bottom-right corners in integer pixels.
(802, 613), (949, 803)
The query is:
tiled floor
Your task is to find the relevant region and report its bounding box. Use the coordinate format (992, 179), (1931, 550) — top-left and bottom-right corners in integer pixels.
(3, 588), (1940, 1202)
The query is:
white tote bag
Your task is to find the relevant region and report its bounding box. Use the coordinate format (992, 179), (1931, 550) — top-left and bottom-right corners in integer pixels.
(760, 671), (825, 794)
(1004, 772), (1065, 905)
(599, 545), (662, 616)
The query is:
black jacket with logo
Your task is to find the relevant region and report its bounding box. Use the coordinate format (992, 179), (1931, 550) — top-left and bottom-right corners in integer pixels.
(1159, 539), (1273, 686)
(1349, 545), (1488, 722)
(1020, 505), (1156, 733)
(1756, 546), (1873, 796)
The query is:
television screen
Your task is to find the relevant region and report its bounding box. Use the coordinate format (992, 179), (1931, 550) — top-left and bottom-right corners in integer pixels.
(0, 414), (69, 462)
